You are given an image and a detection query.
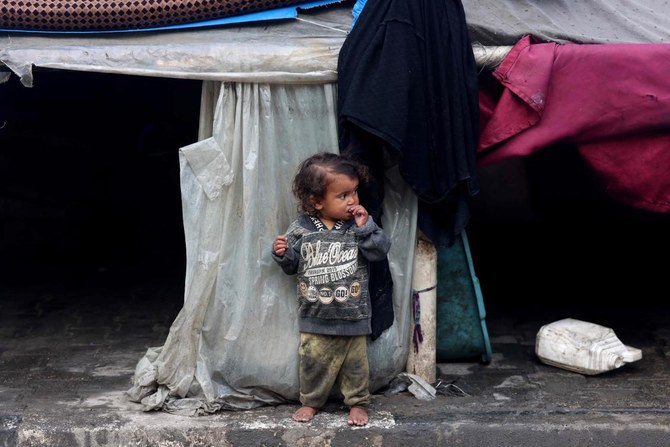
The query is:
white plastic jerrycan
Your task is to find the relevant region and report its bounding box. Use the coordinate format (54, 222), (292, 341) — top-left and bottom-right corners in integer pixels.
(535, 318), (642, 375)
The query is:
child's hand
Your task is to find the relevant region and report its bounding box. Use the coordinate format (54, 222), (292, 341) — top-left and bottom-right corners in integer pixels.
(348, 205), (369, 227)
(273, 235), (288, 256)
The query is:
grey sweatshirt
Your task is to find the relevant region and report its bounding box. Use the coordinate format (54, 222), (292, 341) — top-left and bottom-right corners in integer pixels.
(272, 214), (391, 336)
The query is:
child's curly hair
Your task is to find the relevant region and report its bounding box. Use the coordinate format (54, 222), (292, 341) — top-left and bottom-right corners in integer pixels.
(293, 152), (369, 216)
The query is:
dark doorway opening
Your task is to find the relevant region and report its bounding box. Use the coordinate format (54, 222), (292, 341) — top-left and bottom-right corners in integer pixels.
(0, 69), (201, 293)
(468, 143), (670, 338)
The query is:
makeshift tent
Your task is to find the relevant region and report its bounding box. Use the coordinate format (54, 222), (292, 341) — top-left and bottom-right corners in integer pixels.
(3, 0), (669, 414)
(0, 4), (352, 87)
(464, 0), (670, 343)
(2, 4), (422, 414)
(124, 82), (418, 413)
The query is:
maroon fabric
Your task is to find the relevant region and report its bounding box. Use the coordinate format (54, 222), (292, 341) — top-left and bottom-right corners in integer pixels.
(478, 35), (670, 213)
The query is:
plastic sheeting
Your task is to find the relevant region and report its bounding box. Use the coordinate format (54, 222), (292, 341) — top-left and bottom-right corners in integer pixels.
(462, 0), (670, 45)
(127, 81), (417, 414)
(5, 0), (670, 90)
(0, 5), (351, 87)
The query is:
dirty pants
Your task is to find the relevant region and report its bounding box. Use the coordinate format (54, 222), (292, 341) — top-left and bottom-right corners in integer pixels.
(298, 333), (370, 409)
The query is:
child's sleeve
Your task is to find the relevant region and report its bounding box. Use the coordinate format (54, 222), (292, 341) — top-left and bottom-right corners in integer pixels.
(271, 223), (301, 275)
(353, 216), (391, 262)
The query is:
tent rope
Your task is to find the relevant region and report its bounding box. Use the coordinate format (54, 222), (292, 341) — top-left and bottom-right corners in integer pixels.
(411, 284), (436, 354)
(295, 17), (348, 34)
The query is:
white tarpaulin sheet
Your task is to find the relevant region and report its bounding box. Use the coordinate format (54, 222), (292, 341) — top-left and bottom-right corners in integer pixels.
(127, 81), (417, 414)
(462, 0), (670, 45)
(4, 0), (670, 89)
(0, 5), (351, 87)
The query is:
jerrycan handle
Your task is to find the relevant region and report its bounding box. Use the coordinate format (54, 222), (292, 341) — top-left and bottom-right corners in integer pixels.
(622, 346), (643, 363)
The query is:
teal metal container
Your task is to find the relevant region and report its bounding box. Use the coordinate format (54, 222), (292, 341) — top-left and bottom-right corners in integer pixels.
(436, 231), (492, 363)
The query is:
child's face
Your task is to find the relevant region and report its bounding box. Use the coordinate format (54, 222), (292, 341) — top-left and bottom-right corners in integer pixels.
(314, 173), (360, 224)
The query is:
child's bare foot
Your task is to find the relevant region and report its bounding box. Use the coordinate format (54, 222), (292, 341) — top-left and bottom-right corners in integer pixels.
(347, 406), (368, 426)
(293, 406), (318, 423)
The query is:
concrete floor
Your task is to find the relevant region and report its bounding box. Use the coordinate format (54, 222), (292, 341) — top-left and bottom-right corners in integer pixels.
(1, 273), (670, 446)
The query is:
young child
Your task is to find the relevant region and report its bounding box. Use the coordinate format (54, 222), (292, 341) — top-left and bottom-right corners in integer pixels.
(272, 152), (391, 426)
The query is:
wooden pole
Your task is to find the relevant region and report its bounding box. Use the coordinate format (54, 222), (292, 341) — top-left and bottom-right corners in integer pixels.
(406, 235), (437, 383)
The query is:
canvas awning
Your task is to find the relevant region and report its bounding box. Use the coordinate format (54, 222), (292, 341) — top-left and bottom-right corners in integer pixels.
(5, 0), (670, 89)
(0, 5), (351, 87)
(462, 0), (670, 45)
